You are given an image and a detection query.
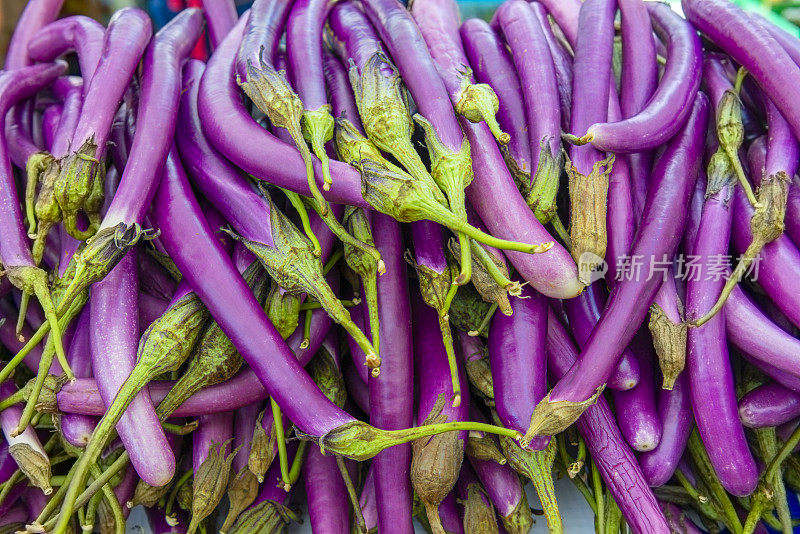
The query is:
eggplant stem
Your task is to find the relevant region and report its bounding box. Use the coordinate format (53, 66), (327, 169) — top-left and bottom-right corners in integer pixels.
(287, 124), (329, 217)
(726, 147), (761, 208)
(310, 199), (383, 267)
(12, 340), (57, 436)
(323, 247), (343, 275)
(283, 189), (321, 257)
(592, 459), (604, 534)
(687, 430), (743, 533)
(336, 455), (367, 533)
(90, 463), (125, 534)
(551, 215), (572, 248)
(163, 469), (193, 524)
(0, 389), (25, 412)
(455, 233), (472, 285)
(438, 314), (462, 408)
(287, 441), (308, 487)
(470, 302), (498, 337)
(16, 291), (30, 340)
(469, 240), (515, 292)
(300, 309), (313, 349)
(271, 399), (291, 489)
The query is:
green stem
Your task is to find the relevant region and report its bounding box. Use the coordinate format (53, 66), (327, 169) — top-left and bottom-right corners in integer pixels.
(287, 123), (329, 217)
(470, 302), (498, 337)
(550, 216), (571, 249)
(283, 189), (321, 257)
(310, 200), (384, 269)
(0, 471), (22, 508)
(164, 469), (193, 522)
(0, 389), (25, 411)
(362, 272), (380, 360)
(336, 455), (367, 534)
(592, 460), (604, 534)
(742, 495), (769, 534)
(90, 464), (125, 534)
(446, 213), (552, 254)
(16, 292), (30, 341)
(755, 427), (792, 534)
(287, 440), (308, 487)
(13, 340), (56, 436)
(300, 309), (313, 349)
(84, 487), (103, 532)
(438, 314), (462, 408)
(323, 247), (343, 275)
(687, 430), (743, 534)
(299, 298), (360, 311)
(470, 239), (516, 292)
(271, 399), (290, 489)
(765, 420), (800, 483)
(726, 146), (760, 208)
(315, 282), (378, 367)
(603, 490), (623, 534)
(51, 371), (152, 534)
(455, 232), (472, 285)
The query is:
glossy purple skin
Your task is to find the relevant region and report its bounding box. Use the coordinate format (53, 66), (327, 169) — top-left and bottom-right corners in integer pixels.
(661, 502), (703, 534)
(563, 284), (641, 391)
(468, 446), (525, 519)
(193, 411), (234, 471)
(343, 357), (370, 414)
(638, 370), (693, 487)
(0, 300), (43, 371)
(0, 504), (26, 528)
(739, 382), (800, 428)
(547, 94), (707, 407)
(618, 0), (658, 122)
(582, 3), (702, 153)
(546, 310), (670, 533)
(102, 9), (203, 228)
(303, 445), (351, 534)
(287, 0), (329, 110)
(364, 0), (462, 152)
(0, 441), (16, 485)
(27, 16), (104, 86)
(488, 282), (548, 449)
(153, 148), (354, 439)
(57, 303), (332, 417)
(5, 0), (64, 68)
(726, 285), (800, 388)
(726, 159), (800, 331)
(761, 100), (800, 249)
(237, 0), (293, 76)
(69, 9), (152, 159)
(329, 1), (384, 72)
(200, 15), (368, 207)
(370, 213), (415, 534)
(49, 80), (83, 160)
(359, 465), (378, 531)
(460, 18), (531, 175)
(201, 0), (238, 47)
(438, 492), (466, 534)
(494, 0), (560, 183)
(41, 104), (61, 150)
(323, 49), (362, 130)
(612, 332), (661, 452)
(177, 61), (275, 247)
(529, 2), (573, 131)
(686, 178), (758, 497)
(90, 251), (175, 487)
(683, 0), (800, 141)
(569, 0), (615, 174)
(605, 91), (636, 286)
(413, 293), (468, 428)
(232, 402), (262, 473)
(0, 62), (66, 268)
(60, 307), (98, 448)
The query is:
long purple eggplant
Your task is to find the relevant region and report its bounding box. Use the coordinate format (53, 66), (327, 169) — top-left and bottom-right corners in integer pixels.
(546, 310), (670, 533)
(569, 3), (701, 153)
(302, 444), (352, 534)
(202, 0), (238, 47)
(612, 332), (661, 452)
(527, 94), (708, 438)
(26, 16), (104, 85)
(5, 0), (64, 68)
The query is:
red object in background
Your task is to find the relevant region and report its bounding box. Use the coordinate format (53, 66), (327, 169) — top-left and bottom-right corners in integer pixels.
(167, 0), (207, 59)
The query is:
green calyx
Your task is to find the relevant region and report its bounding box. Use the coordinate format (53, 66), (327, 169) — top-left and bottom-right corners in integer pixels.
(526, 140), (563, 225)
(54, 138), (105, 241)
(221, 468), (260, 534)
(302, 106), (335, 191)
(299, 418), (521, 462)
(334, 118), (400, 171)
(248, 409), (277, 483)
(307, 347), (347, 408)
(454, 73), (509, 145)
(350, 53), (430, 181)
(17, 374), (67, 414)
(137, 292), (209, 378)
(24, 153), (61, 265)
(414, 114), (473, 199)
(62, 222), (156, 307)
(237, 53), (304, 135)
(705, 148), (736, 197)
(128, 479), (171, 509)
(189, 440), (239, 534)
(224, 193), (377, 365)
(716, 90), (744, 157)
(264, 283), (303, 340)
(448, 284), (494, 338)
(228, 498), (298, 534)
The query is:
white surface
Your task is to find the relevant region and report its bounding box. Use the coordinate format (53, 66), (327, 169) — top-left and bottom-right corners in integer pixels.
(125, 476), (596, 533)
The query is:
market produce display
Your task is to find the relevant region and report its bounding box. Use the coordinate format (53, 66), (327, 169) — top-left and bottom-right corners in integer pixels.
(1, 0), (800, 532)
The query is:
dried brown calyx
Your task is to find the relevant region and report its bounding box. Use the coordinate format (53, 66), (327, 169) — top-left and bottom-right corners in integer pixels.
(188, 440), (239, 534)
(649, 304), (687, 390)
(566, 155), (614, 285)
(460, 482), (500, 534)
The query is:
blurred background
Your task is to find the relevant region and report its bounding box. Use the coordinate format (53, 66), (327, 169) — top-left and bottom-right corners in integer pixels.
(1, 0), (798, 61)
